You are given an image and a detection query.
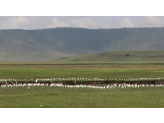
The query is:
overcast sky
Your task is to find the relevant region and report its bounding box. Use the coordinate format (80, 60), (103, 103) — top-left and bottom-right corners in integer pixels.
(1, 16), (164, 29)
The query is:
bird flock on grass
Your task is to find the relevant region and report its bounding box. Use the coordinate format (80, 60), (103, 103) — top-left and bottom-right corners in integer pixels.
(1, 82), (164, 89)
(1, 77), (164, 83)
(1, 77), (164, 89)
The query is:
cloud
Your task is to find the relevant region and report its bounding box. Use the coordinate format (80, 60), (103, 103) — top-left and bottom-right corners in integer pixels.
(1, 16), (164, 30)
(100, 16), (164, 28)
(45, 17), (99, 29)
(66, 17), (99, 28)
(105, 18), (134, 28)
(146, 16), (162, 23)
(0, 16), (100, 29)
(47, 18), (69, 27)
(0, 17), (30, 29)
(141, 16), (164, 27)
(120, 18), (134, 27)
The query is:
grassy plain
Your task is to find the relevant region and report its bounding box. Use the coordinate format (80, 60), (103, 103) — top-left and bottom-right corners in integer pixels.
(0, 63), (164, 79)
(0, 86), (164, 108)
(1, 63), (164, 108)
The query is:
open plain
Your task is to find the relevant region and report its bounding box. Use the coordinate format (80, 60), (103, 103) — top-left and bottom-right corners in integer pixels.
(0, 63), (164, 108)
(0, 63), (164, 79)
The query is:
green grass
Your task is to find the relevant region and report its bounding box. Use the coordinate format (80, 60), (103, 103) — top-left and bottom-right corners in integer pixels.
(0, 86), (164, 108)
(1, 64), (164, 79)
(49, 50), (164, 63)
(1, 63), (164, 108)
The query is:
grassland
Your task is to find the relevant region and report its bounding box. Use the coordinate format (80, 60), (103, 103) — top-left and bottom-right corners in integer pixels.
(1, 63), (164, 108)
(49, 50), (164, 63)
(0, 63), (164, 79)
(0, 86), (164, 108)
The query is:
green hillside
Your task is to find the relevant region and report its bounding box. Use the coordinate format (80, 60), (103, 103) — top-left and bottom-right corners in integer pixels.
(1, 27), (164, 61)
(50, 50), (164, 63)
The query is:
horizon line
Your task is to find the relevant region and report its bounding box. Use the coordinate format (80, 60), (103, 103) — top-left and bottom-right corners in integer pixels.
(1, 26), (164, 30)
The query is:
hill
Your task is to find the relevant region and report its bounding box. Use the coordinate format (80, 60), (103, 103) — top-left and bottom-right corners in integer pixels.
(1, 27), (164, 61)
(50, 50), (164, 63)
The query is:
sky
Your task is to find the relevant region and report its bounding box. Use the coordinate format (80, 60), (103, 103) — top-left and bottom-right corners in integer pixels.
(0, 16), (164, 29)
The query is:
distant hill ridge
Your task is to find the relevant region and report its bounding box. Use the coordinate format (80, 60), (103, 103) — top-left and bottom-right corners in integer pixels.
(50, 50), (164, 63)
(1, 27), (164, 61)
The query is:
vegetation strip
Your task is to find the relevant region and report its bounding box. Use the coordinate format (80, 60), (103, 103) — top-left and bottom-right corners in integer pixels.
(2, 63), (164, 65)
(0, 86), (164, 108)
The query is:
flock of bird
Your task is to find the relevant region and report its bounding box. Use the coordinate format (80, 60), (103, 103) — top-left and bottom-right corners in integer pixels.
(35, 77), (164, 82)
(0, 77), (164, 83)
(1, 82), (164, 89)
(1, 77), (164, 89)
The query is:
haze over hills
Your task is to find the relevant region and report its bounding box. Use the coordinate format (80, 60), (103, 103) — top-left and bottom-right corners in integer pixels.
(1, 27), (164, 61)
